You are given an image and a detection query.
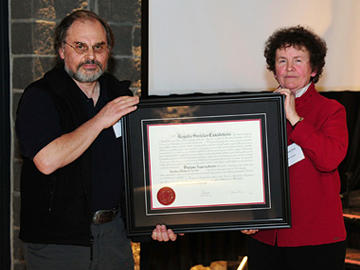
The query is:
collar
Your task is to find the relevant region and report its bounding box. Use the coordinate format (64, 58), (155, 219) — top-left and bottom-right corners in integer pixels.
(294, 82), (318, 110)
(295, 82), (312, 98)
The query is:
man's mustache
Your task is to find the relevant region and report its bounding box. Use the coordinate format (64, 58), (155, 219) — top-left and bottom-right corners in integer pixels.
(78, 60), (103, 69)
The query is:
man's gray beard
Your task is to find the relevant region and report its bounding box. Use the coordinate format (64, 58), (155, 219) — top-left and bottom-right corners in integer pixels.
(64, 62), (104, 83)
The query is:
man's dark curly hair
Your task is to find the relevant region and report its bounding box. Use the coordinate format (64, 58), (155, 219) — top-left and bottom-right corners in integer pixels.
(264, 25), (327, 83)
(54, 10), (114, 63)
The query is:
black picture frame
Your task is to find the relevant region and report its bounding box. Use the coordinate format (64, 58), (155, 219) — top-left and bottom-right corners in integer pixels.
(122, 92), (290, 236)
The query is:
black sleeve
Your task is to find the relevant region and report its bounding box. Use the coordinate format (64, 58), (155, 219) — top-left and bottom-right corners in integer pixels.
(15, 87), (62, 159)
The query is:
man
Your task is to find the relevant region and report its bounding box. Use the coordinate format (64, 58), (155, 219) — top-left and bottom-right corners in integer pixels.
(16, 10), (139, 270)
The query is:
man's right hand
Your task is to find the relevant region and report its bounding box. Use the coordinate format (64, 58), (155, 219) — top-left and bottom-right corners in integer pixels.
(96, 96), (139, 129)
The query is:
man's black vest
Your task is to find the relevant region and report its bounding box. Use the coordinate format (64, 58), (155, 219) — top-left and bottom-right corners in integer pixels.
(18, 66), (131, 246)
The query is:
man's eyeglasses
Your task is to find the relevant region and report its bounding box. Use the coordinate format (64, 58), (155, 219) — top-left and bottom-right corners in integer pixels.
(63, 41), (109, 55)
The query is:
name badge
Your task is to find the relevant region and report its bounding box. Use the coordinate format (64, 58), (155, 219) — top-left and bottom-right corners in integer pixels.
(288, 143), (305, 167)
(113, 119), (122, 138)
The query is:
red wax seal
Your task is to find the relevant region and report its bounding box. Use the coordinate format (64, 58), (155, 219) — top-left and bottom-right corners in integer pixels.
(157, 187), (176, 206)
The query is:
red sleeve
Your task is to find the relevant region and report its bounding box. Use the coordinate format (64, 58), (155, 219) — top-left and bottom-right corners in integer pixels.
(289, 104), (348, 172)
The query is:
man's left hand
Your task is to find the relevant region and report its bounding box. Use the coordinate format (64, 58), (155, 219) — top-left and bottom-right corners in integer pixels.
(151, 224), (183, 242)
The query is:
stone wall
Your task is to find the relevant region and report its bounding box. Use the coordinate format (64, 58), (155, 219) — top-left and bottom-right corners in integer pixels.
(10, 0), (141, 269)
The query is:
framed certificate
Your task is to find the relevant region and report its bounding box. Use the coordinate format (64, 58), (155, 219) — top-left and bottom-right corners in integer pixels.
(122, 92), (290, 236)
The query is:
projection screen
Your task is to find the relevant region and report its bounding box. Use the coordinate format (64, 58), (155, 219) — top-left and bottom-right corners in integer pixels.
(143, 0), (360, 96)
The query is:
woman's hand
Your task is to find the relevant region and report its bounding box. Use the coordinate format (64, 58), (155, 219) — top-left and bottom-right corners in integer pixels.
(274, 88), (302, 126)
(151, 224), (184, 242)
(241, 229), (259, 235)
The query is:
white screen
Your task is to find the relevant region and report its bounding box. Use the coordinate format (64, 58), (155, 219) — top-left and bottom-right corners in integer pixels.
(148, 0), (360, 95)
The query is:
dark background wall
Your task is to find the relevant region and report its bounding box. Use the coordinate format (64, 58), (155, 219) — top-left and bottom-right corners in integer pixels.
(1, 0), (11, 269)
(10, 0), (141, 269)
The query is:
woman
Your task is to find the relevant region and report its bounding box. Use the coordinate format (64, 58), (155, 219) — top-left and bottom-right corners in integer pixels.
(243, 26), (348, 270)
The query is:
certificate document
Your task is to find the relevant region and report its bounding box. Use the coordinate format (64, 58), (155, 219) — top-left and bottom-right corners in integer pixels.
(146, 118), (265, 210)
(122, 93), (290, 235)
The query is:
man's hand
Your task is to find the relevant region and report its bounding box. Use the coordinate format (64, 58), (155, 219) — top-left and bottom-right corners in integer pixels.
(151, 224), (183, 242)
(95, 96), (139, 129)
